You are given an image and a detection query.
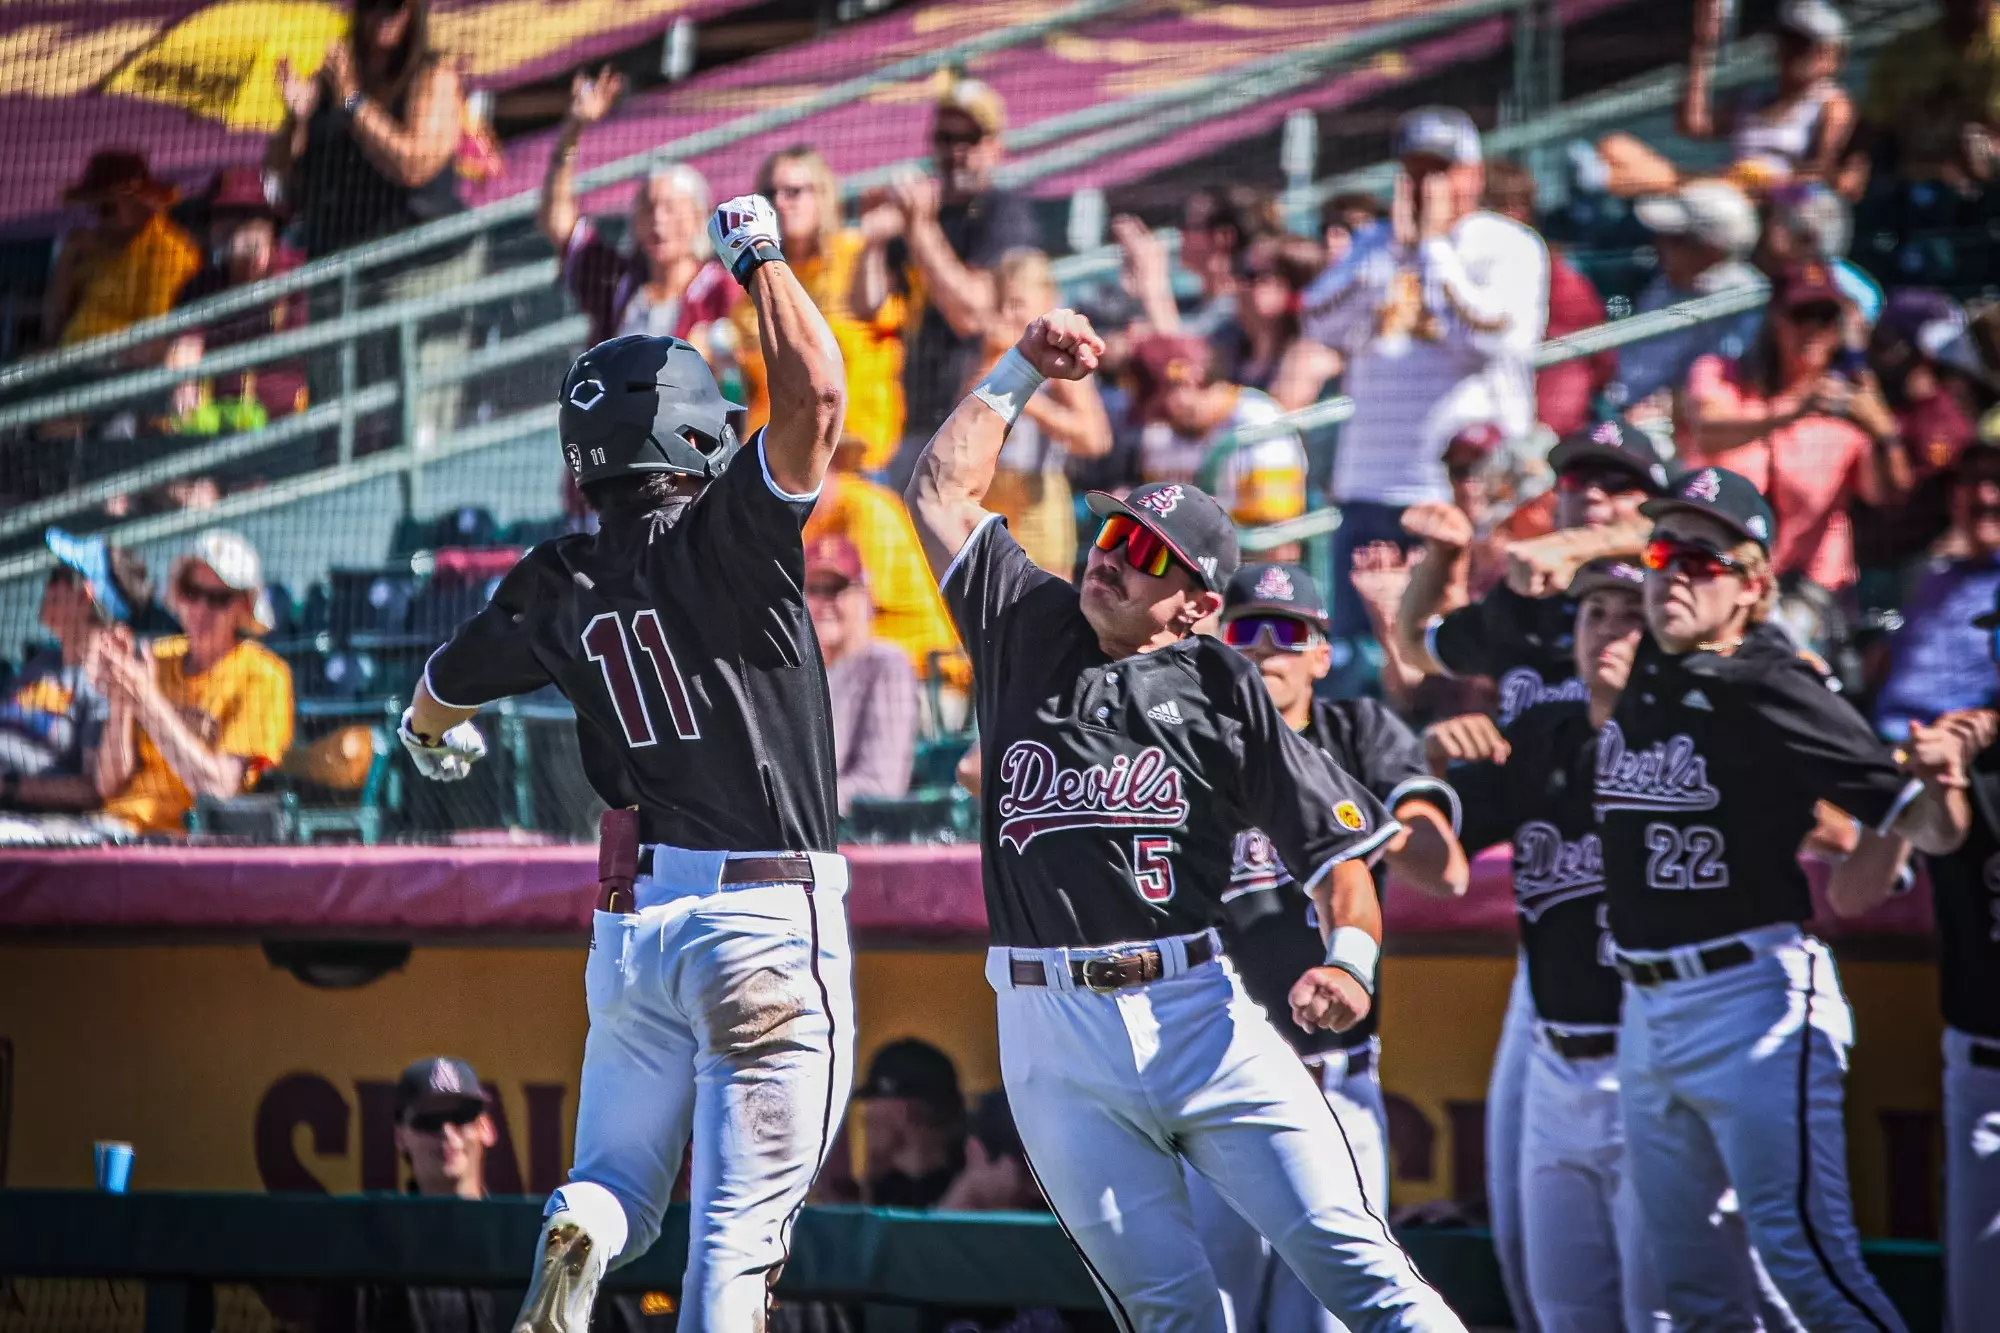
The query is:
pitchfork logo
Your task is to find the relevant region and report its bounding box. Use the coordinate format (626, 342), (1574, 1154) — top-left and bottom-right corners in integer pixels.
(1684, 469), (1722, 503)
(1253, 566), (1295, 601)
(1591, 421), (1623, 447)
(1135, 484), (1184, 517)
(994, 741), (1190, 851)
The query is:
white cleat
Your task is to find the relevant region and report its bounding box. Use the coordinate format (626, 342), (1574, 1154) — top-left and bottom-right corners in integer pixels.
(513, 1217), (606, 1333)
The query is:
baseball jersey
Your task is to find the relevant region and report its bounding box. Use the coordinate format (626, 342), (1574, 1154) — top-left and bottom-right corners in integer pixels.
(1925, 738), (2000, 1040)
(943, 516), (1399, 947)
(1453, 701), (1621, 1027)
(425, 433), (838, 852)
(1427, 584), (1587, 726)
(1598, 623), (1920, 951)
(1223, 698), (1459, 1057)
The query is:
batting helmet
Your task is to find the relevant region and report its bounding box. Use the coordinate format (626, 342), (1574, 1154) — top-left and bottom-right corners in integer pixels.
(557, 334), (744, 489)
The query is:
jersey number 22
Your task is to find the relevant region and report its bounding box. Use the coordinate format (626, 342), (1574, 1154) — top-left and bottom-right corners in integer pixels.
(583, 611), (701, 746)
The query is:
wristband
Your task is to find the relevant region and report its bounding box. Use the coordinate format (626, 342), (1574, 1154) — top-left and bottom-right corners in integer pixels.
(727, 241), (784, 287)
(971, 348), (1045, 427)
(1323, 926), (1379, 995)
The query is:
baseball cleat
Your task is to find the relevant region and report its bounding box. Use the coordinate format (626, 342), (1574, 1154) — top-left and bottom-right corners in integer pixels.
(512, 1218), (605, 1333)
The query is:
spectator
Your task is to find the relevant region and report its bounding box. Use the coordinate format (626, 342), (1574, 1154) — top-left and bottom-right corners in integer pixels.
(936, 1091), (1044, 1212)
(973, 248), (1112, 575)
(855, 78), (1040, 450)
(1874, 445), (2000, 738)
(801, 468), (965, 685)
(1321, 191), (1388, 269)
(721, 145), (909, 474)
(164, 168), (310, 434)
(1854, 0), (2000, 186)
(42, 150), (199, 348)
(1302, 106), (1548, 639)
(806, 535), (917, 814)
(93, 528), (295, 836)
(1234, 234), (1342, 412)
(1597, 0), (1855, 198)
(1127, 333), (1307, 529)
(1676, 262), (1911, 594)
(1755, 181), (1882, 325)
(1613, 178), (1765, 407)
(855, 1038), (965, 1209)
(1483, 161), (1615, 437)
(1176, 186), (1276, 347)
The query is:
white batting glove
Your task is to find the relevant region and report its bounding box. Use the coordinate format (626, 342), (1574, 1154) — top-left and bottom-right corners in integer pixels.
(708, 194), (784, 286)
(397, 707), (487, 782)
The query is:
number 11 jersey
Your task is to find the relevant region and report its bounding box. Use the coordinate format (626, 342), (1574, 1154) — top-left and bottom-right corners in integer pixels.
(423, 432), (837, 852)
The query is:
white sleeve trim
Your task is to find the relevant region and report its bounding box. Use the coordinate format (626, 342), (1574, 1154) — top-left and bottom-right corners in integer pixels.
(1389, 776), (1462, 836)
(1873, 777), (1926, 838)
(421, 646), (481, 712)
(756, 429), (821, 503)
(1300, 818), (1405, 896)
(939, 511), (1005, 594)
(1422, 617), (1460, 679)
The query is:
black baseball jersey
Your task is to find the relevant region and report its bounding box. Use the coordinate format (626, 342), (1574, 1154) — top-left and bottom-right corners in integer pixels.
(1428, 585), (1587, 726)
(1454, 701), (1621, 1027)
(944, 517), (1398, 948)
(1925, 739), (2000, 1040)
(1223, 698), (1458, 1057)
(1599, 623), (1919, 951)
(424, 433), (837, 851)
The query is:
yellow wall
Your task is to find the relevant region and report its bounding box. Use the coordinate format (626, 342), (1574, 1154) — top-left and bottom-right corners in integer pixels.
(0, 947), (1944, 1236)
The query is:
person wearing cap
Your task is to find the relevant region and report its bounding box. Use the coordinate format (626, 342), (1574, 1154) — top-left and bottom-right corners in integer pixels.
(1187, 562), (1468, 1333)
(853, 1038), (966, 1208)
(1595, 464), (1970, 1331)
(1679, 260), (1909, 594)
(1613, 177), (1766, 408)
(43, 149), (200, 349)
(907, 310), (1466, 1330)
(854, 76), (1041, 449)
(92, 528), (295, 836)
(1303, 105), (1548, 644)
(1128, 332), (1308, 529)
(806, 534), (917, 814)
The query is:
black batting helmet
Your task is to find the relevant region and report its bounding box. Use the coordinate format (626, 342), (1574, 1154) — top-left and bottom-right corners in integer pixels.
(558, 334), (744, 489)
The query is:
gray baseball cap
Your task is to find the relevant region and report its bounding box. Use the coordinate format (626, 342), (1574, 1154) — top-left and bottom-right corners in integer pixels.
(1777, 0), (1847, 43)
(1635, 180), (1759, 258)
(1395, 107), (1481, 165)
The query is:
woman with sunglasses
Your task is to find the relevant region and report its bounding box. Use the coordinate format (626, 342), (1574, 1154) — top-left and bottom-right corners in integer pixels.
(907, 310), (1466, 1332)
(1676, 262), (1909, 597)
(1599, 465), (1972, 1331)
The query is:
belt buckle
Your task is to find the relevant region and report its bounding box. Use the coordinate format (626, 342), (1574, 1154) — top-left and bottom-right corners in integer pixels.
(1080, 956), (1126, 993)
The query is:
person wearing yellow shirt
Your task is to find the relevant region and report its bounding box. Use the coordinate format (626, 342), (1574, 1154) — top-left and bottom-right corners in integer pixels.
(92, 529), (294, 836)
(725, 146), (909, 474)
(801, 465), (966, 686)
(44, 152), (201, 348)
(1855, 0), (2000, 186)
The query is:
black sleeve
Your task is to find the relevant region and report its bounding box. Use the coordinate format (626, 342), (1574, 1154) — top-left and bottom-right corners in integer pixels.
(940, 514), (1065, 682)
(1328, 698), (1460, 832)
(674, 428), (819, 606)
(968, 190), (1042, 267)
(1750, 660), (1922, 833)
(1428, 585), (1532, 678)
(424, 548), (558, 708)
(1448, 757), (1516, 856)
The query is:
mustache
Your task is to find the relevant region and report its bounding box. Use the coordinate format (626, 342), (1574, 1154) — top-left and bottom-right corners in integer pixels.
(1087, 565), (1124, 595)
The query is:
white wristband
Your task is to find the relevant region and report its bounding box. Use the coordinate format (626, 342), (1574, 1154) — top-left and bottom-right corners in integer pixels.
(971, 347), (1045, 427)
(1323, 926), (1380, 994)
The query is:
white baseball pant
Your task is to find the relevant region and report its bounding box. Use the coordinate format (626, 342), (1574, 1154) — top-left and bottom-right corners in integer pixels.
(1944, 1026), (2000, 1333)
(552, 846), (855, 1332)
(988, 935), (1464, 1333)
(1486, 957), (1539, 1333)
(1186, 1041), (1390, 1333)
(1617, 925), (1906, 1333)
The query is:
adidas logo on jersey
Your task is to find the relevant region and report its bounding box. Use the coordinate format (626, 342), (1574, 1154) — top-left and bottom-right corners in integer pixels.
(1681, 689), (1713, 711)
(1147, 700), (1184, 725)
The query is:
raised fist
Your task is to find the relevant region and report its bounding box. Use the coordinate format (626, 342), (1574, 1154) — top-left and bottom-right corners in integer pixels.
(1015, 310), (1105, 381)
(708, 194), (784, 285)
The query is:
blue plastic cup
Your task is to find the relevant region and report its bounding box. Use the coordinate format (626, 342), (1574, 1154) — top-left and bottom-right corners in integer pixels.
(94, 1141), (133, 1193)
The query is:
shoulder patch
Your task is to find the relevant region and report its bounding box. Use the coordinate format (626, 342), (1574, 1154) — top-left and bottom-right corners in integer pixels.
(1333, 800), (1367, 831)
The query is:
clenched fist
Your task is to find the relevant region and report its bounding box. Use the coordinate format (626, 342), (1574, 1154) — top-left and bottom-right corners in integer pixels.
(1290, 966), (1372, 1033)
(1015, 310), (1104, 381)
(708, 194), (784, 286)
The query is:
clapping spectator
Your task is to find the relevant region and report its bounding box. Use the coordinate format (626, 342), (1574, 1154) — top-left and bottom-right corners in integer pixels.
(1127, 333), (1307, 528)
(855, 1039), (965, 1208)
(1302, 107), (1548, 640)
(1234, 234), (1342, 412)
(1483, 161), (1615, 437)
(807, 536), (917, 815)
(1854, 0), (2000, 186)
(1614, 178), (1764, 407)
(93, 529), (294, 836)
(1676, 262), (1910, 595)
(42, 151), (199, 350)
(973, 249), (1112, 575)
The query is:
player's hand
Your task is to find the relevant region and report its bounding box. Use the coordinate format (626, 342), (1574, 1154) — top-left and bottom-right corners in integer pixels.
(1290, 965), (1372, 1033)
(708, 194), (784, 285)
(1016, 310), (1104, 380)
(1423, 712), (1510, 770)
(1504, 529), (1589, 598)
(1908, 709), (1998, 790)
(1401, 500), (1474, 552)
(398, 708), (487, 782)
(566, 64), (623, 127)
(1348, 541), (1412, 616)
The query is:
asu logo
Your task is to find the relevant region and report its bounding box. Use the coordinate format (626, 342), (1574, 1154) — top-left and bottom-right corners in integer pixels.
(1253, 566), (1295, 601)
(1590, 420), (1623, 447)
(1135, 484), (1184, 517)
(1333, 800), (1367, 831)
(1684, 469), (1722, 503)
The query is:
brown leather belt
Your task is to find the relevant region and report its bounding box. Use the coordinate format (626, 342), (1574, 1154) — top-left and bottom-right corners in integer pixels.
(600, 845), (816, 913)
(1614, 940), (1754, 988)
(1008, 934), (1217, 992)
(1544, 1028), (1618, 1061)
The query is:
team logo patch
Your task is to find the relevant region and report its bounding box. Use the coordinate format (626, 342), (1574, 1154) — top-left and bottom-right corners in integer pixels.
(1253, 566), (1295, 601)
(1745, 514), (1768, 540)
(1224, 829), (1290, 897)
(568, 378), (606, 410)
(1594, 720), (1721, 814)
(1146, 700), (1183, 725)
(994, 741), (1189, 852)
(1135, 484), (1184, 517)
(1512, 821), (1605, 921)
(1590, 420), (1623, 446)
(1333, 800), (1367, 831)
(564, 442), (584, 474)
(1684, 468), (1721, 502)
(1496, 668), (1589, 727)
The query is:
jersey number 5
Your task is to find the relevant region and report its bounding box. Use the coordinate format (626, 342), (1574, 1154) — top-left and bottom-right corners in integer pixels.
(582, 611), (700, 747)
(1132, 836), (1177, 903)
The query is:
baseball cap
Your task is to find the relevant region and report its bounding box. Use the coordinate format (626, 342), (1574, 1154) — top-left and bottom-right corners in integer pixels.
(1777, 0), (1848, 43)
(1222, 562), (1327, 625)
(804, 534), (865, 590)
(45, 527), (131, 625)
(175, 528), (275, 632)
(855, 1038), (962, 1112)
(1128, 332), (1212, 425)
(1772, 261), (1843, 311)
(1394, 107), (1481, 165)
(938, 78), (1005, 137)
(394, 1056), (488, 1121)
(1634, 180), (1759, 259)
(1546, 415), (1671, 494)
(1086, 481), (1242, 593)
(1640, 466), (1776, 550)
(1570, 556), (1650, 601)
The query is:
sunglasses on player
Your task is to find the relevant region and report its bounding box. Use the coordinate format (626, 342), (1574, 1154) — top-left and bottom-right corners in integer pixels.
(1093, 514), (1185, 580)
(405, 1105), (483, 1135)
(1642, 537), (1747, 581)
(1221, 614), (1322, 652)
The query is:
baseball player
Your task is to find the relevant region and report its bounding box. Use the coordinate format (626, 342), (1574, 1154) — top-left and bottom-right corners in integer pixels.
(398, 195), (852, 1333)
(1186, 561), (1469, 1333)
(904, 309), (1466, 1332)
(1600, 466), (1972, 1331)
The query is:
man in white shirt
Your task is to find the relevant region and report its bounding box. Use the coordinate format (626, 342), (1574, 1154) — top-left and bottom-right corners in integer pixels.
(1302, 107), (1548, 638)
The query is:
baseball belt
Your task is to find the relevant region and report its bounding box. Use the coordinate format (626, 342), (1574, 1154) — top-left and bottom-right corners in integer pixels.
(1303, 1045), (1374, 1080)
(1614, 940), (1754, 988)
(1542, 1027), (1618, 1060)
(596, 809), (815, 914)
(1009, 934), (1218, 992)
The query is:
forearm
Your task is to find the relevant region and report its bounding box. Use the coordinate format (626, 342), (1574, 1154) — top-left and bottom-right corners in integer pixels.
(265, 119), (306, 178)
(1825, 827), (1912, 918)
(906, 378), (1021, 575)
(849, 244), (891, 320)
(1384, 803), (1468, 898)
(1310, 858), (1383, 944)
(751, 260), (845, 495)
(1685, 402), (1801, 456)
(1895, 783), (1973, 857)
(1676, 46), (1717, 138)
(348, 90), (456, 189)
(95, 703), (135, 799)
(1396, 544), (1466, 673)
(132, 694), (246, 800)
(906, 221), (993, 338)
(538, 124), (583, 250)
(410, 677), (478, 742)
(1359, 591), (1426, 709)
